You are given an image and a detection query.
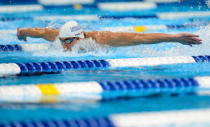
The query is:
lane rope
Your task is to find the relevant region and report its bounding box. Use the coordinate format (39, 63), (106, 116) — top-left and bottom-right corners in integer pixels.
(0, 104), (210, 127)
(1, 11), (210, 21)
(0, 76), (210, 103)
(0, 43), (49, 52)
(0, 55), (209, 77)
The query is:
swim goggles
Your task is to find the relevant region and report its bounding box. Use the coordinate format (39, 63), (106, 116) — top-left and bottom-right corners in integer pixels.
(59, 37), (76, 44)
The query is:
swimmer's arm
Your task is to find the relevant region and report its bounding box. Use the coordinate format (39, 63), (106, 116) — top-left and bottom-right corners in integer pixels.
(17, 28), (59, 42)
(89, 31), (202, 46)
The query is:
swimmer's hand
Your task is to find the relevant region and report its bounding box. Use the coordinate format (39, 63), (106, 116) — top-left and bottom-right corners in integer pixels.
(17, 28), (27, 41)
(173, 33), (202, 46)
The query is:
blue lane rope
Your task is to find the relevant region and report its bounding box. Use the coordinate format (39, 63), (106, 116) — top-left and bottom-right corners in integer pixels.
(0, 43), (49, 52)
(0, 15), (208, 21)
(0, 17), (32, 21)
(192, 55), (210, 62)
(16, 59), (109, 73)
(99, 78), (198, 91)
(1, 109), (209, 127)
(0, 117), (115, 127)
(0, 55), (210, 77)
(100, 15), (158, 19)
(0, 76), (209, 103)
(1, 11), (210, 21)
(0, 44), (22, 51)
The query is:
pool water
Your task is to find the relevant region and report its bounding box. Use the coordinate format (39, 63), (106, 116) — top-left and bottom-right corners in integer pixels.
(1, 0), (210, 127)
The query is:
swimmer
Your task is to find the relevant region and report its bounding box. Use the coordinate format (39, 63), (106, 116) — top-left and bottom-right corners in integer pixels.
(17, 21), (202, 51)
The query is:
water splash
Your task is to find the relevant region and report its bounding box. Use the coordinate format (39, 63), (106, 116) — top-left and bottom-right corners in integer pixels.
(33, 37), (113, 57)
(32, 38), (66, 57)
(71, 38), (111, 55)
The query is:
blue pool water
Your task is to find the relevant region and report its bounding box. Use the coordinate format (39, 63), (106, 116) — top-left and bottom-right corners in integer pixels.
(1, 1), (210, 127)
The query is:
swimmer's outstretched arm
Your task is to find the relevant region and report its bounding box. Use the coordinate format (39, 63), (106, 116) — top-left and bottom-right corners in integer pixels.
(17, 28), (202, 47)
(17, 28), (59, 41)
(88, 31), (202, 46)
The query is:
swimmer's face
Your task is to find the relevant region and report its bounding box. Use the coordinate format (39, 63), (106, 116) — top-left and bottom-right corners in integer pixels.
(59, 37), (79, 51)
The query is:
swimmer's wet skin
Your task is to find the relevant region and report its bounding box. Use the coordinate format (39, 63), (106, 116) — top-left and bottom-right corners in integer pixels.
(17, 21), (202, 51)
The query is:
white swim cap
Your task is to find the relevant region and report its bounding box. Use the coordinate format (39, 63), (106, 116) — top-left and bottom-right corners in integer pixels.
(59, 21), (84, 38)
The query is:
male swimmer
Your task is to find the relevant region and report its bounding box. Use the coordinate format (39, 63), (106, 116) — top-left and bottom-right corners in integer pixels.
(17, 21), (202, 51)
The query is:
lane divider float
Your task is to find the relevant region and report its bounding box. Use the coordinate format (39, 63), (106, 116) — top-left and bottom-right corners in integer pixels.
(145, 0), (180, 3)
(97, 2), (157, 11)
(100, 11), (210, 19)
(0, 5), (43, 13)
(101, 23), (206, 32)
(1, 109), (209, 127)
(38, 0), (94, 5)
(0, 55), (209, 77)
(2, 109), (210, 126)
(0, 76), (210, 103)
(1, 11), (210, 21)
(0, 43), (49, 52)
(34, 15), (100, 21)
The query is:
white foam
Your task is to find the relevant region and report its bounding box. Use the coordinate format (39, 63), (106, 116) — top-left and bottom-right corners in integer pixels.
(71, 37), (111, 55)
(31, 37), (111, 57)
(31, 38), (66, 57)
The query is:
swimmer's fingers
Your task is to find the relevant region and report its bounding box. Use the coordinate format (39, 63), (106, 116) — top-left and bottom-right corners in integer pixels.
(180, 39), (202, 46)
(188, 40), (202, 45)
(17, 35), (27, 41)
(188, 37), (202, 44)
(174, 33), (202, 46)
(23, 37), (27, 41)
(185, 39), (202, 47)
(180, 35), (202, 45)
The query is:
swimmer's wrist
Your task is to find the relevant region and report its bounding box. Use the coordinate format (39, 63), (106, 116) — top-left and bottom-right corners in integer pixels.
(170, 34), (179, 42)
